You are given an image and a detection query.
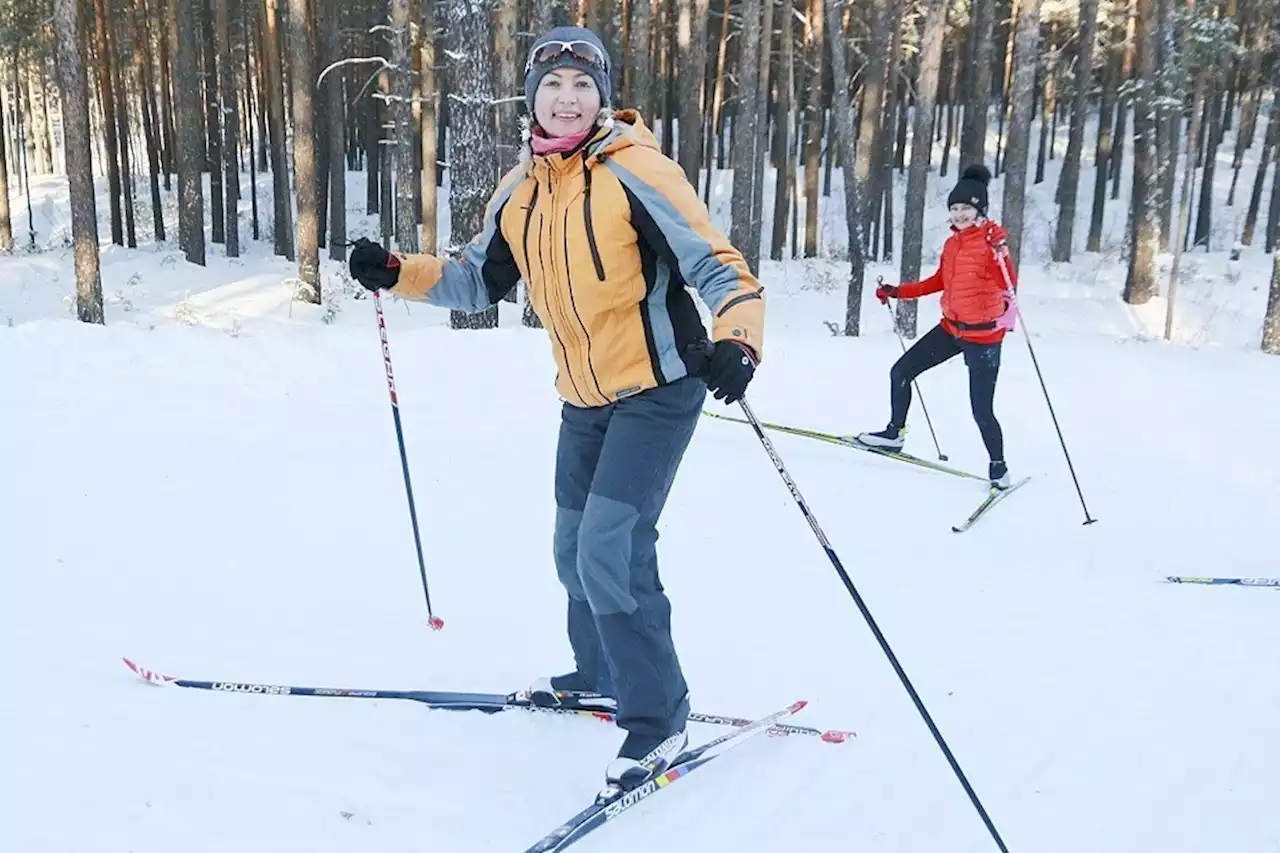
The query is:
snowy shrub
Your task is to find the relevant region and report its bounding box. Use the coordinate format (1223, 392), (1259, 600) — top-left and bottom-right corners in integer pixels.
(799, 259), (840, 294)
(174, 294), (199, 325)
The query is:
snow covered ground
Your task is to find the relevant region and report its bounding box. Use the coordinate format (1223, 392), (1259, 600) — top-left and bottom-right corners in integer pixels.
(3, 129), (1280, 852)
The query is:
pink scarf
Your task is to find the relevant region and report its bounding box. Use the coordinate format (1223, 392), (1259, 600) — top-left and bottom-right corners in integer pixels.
(530, 124), (594, 156)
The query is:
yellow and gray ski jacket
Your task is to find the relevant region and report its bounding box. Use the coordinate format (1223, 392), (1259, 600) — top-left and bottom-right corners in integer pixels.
(388, 109), (765, 408)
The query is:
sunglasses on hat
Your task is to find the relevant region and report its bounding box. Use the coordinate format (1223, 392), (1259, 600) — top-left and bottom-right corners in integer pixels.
(524, 39), (608, 75)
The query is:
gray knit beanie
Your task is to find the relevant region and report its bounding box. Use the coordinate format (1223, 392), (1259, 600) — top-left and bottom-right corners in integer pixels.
(523, 27), (612, 115)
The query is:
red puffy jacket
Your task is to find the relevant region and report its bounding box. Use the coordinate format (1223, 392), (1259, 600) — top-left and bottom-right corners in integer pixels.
(897, 222), (1018, 344)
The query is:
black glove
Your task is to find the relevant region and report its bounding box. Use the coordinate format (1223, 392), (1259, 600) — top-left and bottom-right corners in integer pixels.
(705, 340), (756, 404)
(349, 238), (402, 291)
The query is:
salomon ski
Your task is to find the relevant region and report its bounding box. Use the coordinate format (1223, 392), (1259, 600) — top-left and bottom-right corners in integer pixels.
(122, 658), (852, 742)
(1164, 576), (1280, 588)
(523, 700), (807, 853)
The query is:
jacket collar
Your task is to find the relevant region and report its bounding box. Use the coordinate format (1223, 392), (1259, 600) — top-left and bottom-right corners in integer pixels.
(519, 108), (660, 179)
(949, 221), (988, 242)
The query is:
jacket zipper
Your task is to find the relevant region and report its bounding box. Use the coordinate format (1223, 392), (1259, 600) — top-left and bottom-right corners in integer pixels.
(563, 205), (607, 404)
(715, 291), (762, 317)
(537, 194), (584, 405)
(583, 167), (606, 282)
(521, 183), (539, 274)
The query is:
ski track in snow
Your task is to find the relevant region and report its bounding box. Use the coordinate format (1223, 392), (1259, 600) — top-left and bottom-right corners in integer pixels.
(4, 142), (1280, 851)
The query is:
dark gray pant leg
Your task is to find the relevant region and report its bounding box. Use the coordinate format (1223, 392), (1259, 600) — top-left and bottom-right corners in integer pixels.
(553, 402), (615, 697)
(577, 376), (705, 740)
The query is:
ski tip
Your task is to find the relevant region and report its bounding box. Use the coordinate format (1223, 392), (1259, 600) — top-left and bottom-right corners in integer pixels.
(788, 700), (808, 714)
(123, 657), (175, 685)
(428, 616), (445, 631)
(820, 729), (856, 743)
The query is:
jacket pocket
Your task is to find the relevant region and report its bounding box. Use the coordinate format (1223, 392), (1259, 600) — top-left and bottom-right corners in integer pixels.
(583, 168), (606, 282)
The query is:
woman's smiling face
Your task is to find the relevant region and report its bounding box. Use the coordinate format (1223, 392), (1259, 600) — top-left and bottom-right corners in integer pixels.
(534, 68), (601, 138)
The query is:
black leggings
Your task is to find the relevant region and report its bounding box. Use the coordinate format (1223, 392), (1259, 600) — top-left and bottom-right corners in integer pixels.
(889, 323), (1004, 462)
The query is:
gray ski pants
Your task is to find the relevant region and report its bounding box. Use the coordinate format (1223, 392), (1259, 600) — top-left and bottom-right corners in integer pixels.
(552, 375), (705, 742)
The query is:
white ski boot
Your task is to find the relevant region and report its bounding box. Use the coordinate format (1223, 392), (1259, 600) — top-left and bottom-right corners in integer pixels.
(599, 728), (688, 798)
(856, 424), (906, 450)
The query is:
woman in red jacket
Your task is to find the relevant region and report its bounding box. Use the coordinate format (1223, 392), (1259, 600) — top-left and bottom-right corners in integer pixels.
(857, 165), (1018, 489)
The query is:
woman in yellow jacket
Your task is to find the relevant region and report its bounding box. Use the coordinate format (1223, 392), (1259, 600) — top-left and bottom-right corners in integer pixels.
(347, 26), (765, 796)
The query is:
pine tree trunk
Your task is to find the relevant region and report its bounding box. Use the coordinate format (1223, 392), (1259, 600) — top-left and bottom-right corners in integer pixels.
(1193, 82), (1224, 248)
(315, 0), (329, 248)
(173, 0), (208, 264)
(1166, 72), (1206, 336)
(1110, 0), (1136, 202)
(1264, 249), (1280, 354)
(1001, 0), (1040, 267)
(421, 0), (440, 252)
(1087, 2), (1124, 251)
(1268, 127), (1280, 251)
(157, 0), (177, 187)
(263, 0), (294, 258)
(28, 64), (53, 175)
(288, 0), (320, 302)
(898, 0), (946, 339)
(54, 0), (105, 323)
(111, 24), (137, 249)
(960, 0), (996, 166)
(1123, 0), (1158, 304)
(390, 0), (419, 252)
(521, 4), (545, 328)
(410, 0), (422, 228)
(379, 65), (394, 243)
(1156, 0), (1177, 246)
(93, 0), (125, 245)
(364, 3), (383, 215)
(134, 0), (167, 242)
(1052, 0), (1097, 261)
(746, 0), (772, 266)
(253, 15), (270, 173)
(941, 48), (958, 176)
(704, 0), (732, 202)
(729, 0), (762, 272)
(215, 0), (240, 256)
(1242, 85), (1279, 247)
(856, 0), (890, 259)
(677, 0), (709, 185)
(245, 0), (262, 239)
(627, 0), (653, 117)
(993, 0), (1017, 176)
(802, 0), (823, 256)
(877, 4), (903, 261)
(494, 0), (519, 177)
(827, 0), (866, 336)
(0, 84), (11, 251)
(447, 0), (500, 329)
(1034, 36), (1055, 185)
(202, 0), (226, 244)
(322, 0), (347, 260)
(531, 0), (553, 38)
(770, 1), (794, 260)
(493, 0), (518, 303)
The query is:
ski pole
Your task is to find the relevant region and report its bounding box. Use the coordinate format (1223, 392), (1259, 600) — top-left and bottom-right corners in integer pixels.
(374, 289), (444, 630)
(734, 395), (1011, 853)
(879, 276), (948, 461)
(990, 244), (1097, 526)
